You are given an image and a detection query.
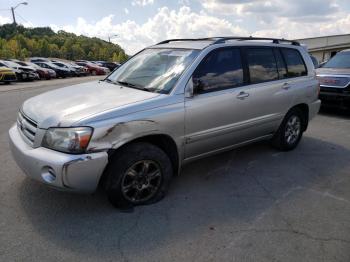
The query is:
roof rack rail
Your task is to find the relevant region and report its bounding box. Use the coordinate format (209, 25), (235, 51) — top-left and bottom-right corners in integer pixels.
(156, 38), (218, 45)
(156, 36), (300, 46)
(211, 36), (300, 46)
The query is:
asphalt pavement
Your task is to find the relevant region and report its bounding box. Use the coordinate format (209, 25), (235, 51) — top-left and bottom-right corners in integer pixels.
(0, 78), (349, 262)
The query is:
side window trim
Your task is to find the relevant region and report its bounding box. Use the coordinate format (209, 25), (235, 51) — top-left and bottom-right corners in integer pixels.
(273, 47), (288, 80)
(193, 46), (245, 95)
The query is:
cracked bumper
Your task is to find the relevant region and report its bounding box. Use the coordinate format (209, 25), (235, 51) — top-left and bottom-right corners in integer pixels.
(9, 125), (108, 193)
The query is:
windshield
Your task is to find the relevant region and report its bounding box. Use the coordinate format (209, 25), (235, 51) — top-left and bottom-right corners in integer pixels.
(106, 48), (199, 94)
(323, 52), (350, 68)
(46, 63), (60, 69)
(3, 61), (20, 68)
(16, 61), (27, 66)
(27, 62), (40, 69)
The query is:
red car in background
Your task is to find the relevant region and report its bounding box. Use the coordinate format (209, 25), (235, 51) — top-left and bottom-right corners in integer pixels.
(75, 60), (110, 75)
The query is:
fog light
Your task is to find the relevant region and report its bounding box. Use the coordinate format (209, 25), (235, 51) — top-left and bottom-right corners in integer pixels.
(41, 166), (56, 183)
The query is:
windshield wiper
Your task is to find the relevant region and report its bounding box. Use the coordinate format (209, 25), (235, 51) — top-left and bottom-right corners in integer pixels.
(103, 78), (118, 85)
(116, 81), (151, 92)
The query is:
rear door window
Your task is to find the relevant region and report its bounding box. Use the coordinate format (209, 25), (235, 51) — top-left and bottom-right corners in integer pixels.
(193, 48), (243, 93)
(246, 48), (279, 84)
(281, 48), (307, 77)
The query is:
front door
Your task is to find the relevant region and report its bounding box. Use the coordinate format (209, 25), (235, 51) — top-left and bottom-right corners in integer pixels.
(184, 47), (253, 159)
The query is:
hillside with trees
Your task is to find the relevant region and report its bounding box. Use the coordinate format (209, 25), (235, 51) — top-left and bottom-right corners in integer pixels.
(0, 24), (128, 62)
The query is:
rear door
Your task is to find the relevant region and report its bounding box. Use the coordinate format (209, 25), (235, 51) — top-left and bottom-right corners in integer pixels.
(279, 48), (310, 103)
(241, 47), (294, 131)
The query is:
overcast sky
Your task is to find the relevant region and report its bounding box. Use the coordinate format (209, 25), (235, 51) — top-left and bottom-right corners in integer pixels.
(1, 0), (350, 54)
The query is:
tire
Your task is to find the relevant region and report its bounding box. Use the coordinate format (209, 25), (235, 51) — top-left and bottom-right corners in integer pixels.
(271, 108), (305, 151)
(105, 142), (173, 209)
(91, 70), (97, 76)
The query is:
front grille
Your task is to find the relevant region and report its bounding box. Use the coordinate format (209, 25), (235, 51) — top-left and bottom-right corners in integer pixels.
(321, 86), (342, 93)
(321, 86), (350, 94)
(4, 74), (16, 81)
(317, 75), (350, 89)
(17, 111), (38, 146)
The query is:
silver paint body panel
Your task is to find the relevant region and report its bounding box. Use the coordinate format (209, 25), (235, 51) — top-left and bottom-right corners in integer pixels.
(9, 40), (321, 192)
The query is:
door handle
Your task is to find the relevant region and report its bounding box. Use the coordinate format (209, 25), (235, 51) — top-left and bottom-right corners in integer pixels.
(282, 83), (291, 90)
(236, 91), (250, 100)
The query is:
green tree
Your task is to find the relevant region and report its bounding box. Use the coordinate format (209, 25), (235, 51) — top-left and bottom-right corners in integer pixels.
(0, 24), (127, 62)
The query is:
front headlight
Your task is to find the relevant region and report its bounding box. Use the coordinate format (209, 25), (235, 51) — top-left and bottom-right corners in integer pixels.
(42, 127), (93, 154)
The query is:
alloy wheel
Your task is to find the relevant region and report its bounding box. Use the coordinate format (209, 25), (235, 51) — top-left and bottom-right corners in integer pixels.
(284, 115), (301, 145)
(121, 160), (162, 204)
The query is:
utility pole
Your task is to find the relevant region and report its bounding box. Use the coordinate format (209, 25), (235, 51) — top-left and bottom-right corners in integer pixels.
(10, 2), (28, 25)
(11, 7), (16, 25)
(108, 34), (118, 43)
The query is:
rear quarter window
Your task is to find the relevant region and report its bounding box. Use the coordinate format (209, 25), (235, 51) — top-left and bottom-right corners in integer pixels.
(281, 48), (307, 77)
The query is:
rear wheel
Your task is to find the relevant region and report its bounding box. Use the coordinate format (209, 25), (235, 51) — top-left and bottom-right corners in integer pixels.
(105, 142), (173, 209)
(271, 108), (305, 151)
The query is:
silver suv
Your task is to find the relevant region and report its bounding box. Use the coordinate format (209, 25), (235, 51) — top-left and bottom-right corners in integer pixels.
(9, 37), (321, 208)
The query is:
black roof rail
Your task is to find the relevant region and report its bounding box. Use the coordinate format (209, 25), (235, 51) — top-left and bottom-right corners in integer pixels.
(156, 36), (300, 46)
(156, 38), (218, 45)
(211, 36), (300, 46)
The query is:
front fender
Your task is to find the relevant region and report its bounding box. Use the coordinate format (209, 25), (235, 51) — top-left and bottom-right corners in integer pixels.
(87, 119), (164, 151)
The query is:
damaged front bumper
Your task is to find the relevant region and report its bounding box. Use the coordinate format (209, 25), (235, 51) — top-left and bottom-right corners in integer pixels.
(9, 125), (108, 193)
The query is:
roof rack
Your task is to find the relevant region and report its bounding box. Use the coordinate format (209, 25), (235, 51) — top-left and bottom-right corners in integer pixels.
(156, 38), (217, 45)
(212, 36), (300, 46)
(156, 36), (300, 46)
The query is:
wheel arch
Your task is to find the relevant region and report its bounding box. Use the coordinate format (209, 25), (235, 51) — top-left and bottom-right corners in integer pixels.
(99, 133), (181, 188)
(288, 103), (309, 131)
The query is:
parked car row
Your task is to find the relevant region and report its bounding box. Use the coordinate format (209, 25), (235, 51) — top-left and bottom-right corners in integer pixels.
(0, 57), (120, 84)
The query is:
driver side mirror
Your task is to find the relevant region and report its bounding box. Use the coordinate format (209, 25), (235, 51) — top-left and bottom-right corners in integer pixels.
(185, 76), (204, 98)
(185, 77), (194, 98)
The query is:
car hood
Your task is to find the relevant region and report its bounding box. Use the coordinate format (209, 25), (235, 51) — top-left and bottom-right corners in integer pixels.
(17, 65), (34, 71)
(316, 67), (350, 75)
(22, 65), (36, 70)
(22, 81), (160, 128)
(0, 66), (14, 73)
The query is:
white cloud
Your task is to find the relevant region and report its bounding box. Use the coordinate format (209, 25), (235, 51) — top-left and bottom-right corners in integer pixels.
(200, 0), (339, 20)
(178, 0), (190, 5)
(254, 14), (350, 39)
(124, 8), (129, 14)
(3, 1), (350, 57)
(0, 15), (12, 25)
(0, 15), (34, 27)
(199, 0), (350, 39)
(51, 6), (248, 55)
(131, 0), (154, 6)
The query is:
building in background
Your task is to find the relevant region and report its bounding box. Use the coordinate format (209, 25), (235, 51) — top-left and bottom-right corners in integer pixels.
(296, 34), (350, 63)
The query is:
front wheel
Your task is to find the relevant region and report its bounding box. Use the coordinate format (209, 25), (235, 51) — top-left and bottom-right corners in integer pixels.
(271, 108), (304, 151)
(105, 142), (173, 208)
